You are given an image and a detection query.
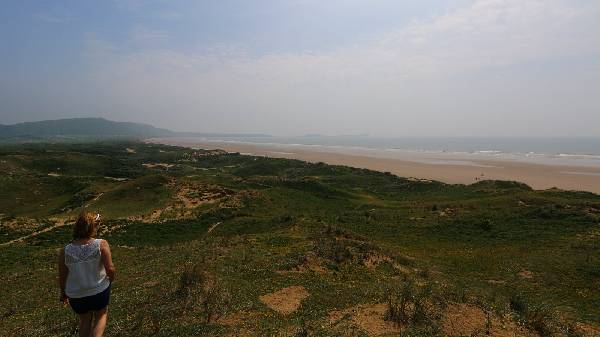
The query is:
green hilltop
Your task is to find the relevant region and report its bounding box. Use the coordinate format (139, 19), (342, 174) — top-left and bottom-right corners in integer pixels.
(1, 141), (599, 336)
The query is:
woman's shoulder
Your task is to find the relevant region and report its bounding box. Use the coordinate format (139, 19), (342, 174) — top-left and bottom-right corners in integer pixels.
(98, 239), (111, 249)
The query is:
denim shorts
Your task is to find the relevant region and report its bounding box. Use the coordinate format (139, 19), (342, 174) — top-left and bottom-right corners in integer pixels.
(69, 284), (111, 314)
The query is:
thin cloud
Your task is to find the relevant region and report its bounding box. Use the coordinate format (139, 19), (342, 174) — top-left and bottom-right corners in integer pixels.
(32, 12), (75, 24)
(139, 10), (182, 21)
(68, 1), (600, 135)
(131, 26), (169, 46)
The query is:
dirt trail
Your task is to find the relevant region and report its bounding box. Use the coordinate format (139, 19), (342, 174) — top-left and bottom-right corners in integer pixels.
(207, 222), (222, 234)
(84, 192), (104, 208)
(0, 219), (68, 247)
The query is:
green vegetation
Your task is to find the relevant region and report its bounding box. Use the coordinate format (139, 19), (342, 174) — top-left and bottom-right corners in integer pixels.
(1, 141), (599, 336)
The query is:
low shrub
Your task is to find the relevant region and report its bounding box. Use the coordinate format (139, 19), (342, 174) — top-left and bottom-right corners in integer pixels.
(177, 262), (230, 324)
(385, 279), (438, 327)
(509, 293), (560, 337)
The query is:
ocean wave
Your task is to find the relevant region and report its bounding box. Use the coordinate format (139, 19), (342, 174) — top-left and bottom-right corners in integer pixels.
(474, 150), (503, 154)
(556, 154), (600, 160)
(561, 171), (600, 177)
(524, 152), (547, 157)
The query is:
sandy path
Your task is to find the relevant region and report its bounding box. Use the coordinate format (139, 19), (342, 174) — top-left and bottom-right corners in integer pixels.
(207, 221), (222, 234)
(0, 220), (68, 247)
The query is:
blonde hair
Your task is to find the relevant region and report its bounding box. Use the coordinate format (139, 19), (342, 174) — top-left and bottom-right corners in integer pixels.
(73, 212), (100, 239)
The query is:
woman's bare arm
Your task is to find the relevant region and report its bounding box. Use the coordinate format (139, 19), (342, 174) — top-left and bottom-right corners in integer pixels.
(100, 240), (116, 282)
(58, 248), (68, 302)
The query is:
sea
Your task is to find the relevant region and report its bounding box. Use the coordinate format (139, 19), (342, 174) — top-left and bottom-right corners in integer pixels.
(193, 135), (600, 168)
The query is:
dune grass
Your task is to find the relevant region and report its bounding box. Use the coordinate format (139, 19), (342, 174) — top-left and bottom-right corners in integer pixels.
(1, 141), (599, 336)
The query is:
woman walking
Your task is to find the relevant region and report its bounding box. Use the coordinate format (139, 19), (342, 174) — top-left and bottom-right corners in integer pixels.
(58, 212), (116, 337)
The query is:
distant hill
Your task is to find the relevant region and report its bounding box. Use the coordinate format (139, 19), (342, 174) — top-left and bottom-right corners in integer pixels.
(0, 118), (272, 142)
(0, 118), (174, 141)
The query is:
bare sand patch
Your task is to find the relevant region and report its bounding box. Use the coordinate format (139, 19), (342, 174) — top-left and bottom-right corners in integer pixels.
(175, 184), (232, 209)
(217, 314), (241, 326)
(221, 190), (261, 209)
(442, 303), (536, 337)
(125, 148), (136, 153)
(98, 223), (125, 236)
(486, 279), (507, 285)
(104, 177), (128, 181)
(328, 303), (402, 336)
(128, 183), (234, 223)
(363, 253), (393, 269)
(439, 207), (457, 217)
(392, 264), (413, 275)
(259, 286), (310, 315)
(143, 163), (174, 169)
(574, 322), (600, 337)
(148, 209), (163, 221)
(518, 269), (534, 279)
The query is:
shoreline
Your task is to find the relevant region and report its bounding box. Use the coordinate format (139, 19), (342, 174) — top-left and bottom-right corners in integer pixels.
(147, 137), (600, 194)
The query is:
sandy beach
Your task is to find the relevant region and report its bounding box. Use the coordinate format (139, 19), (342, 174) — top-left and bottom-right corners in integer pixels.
(148, 138), (600, 194)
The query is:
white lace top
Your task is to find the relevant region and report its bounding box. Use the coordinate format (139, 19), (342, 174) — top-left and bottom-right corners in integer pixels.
(64, 239), (110, 298)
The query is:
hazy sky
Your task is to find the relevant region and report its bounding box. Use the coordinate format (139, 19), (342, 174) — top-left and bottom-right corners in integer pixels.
(1, 0), (599, 136)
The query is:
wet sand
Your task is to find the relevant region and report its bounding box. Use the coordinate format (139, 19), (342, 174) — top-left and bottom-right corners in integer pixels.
(147, 138), (600, 194)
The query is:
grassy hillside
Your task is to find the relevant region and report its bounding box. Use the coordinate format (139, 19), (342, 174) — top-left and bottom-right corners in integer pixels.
(1, 142), (599, 336)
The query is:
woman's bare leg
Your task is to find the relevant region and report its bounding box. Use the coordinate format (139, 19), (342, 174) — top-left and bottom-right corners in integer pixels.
(91, 307), (108, 337)
(78, 312), (93, 337)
